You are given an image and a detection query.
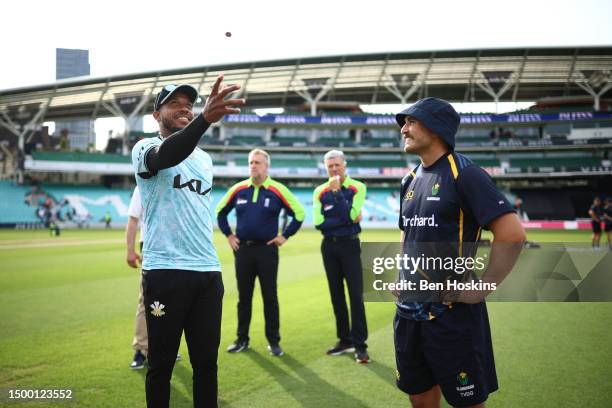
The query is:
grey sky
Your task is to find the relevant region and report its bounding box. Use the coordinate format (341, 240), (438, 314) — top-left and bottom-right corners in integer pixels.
(1, 0), (611, 91)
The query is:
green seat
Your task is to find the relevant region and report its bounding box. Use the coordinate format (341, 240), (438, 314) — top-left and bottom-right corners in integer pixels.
(457, 136), (492, 143)
(230, 136), (263, 145)
(510, 157), (601, 169)
(350, 159), (407, 168)
(273, 159), (317, 167)
(31, 151), (129, 163)
(274, 136), (309, 143)
(473, 159), (501, 167)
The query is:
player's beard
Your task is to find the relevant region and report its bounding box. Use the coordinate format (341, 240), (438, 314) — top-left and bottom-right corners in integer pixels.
(403, 133), (423, 154)
(403, 138), (416, 153)
(161, 115), (188, 134)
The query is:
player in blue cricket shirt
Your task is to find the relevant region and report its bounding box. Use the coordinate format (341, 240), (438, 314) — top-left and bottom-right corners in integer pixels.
(132, 76), (244, 408)
(394, 98), (525, 408)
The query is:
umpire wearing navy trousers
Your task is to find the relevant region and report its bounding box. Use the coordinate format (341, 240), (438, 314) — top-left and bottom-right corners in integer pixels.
(313, 150), (370, 364)
(216, 149), (305, 357)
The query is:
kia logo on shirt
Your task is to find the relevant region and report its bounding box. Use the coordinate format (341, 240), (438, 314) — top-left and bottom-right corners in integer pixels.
(173, 174), (211, 196)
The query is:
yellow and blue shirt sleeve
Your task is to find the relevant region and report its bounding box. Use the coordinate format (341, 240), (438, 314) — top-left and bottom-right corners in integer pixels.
(215, 179), (249, 236)
(312, 183), (328, 227)
(346, 178), (367, 221)
(268, 179), (305, 238)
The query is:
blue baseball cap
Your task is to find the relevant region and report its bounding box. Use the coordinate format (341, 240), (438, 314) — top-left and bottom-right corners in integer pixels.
(154, 84), (198, 111)
(395, 97), (460, 150)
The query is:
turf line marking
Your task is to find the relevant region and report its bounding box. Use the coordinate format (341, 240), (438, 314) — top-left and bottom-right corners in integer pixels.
(0, 238), (123, 250)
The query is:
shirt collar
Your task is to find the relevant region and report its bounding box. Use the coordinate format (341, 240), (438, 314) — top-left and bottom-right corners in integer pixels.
(421, 151), (450, 170)
(248, 176), (272, 188)
(327, 175), (352, 188)
(341, 175), (353, 187)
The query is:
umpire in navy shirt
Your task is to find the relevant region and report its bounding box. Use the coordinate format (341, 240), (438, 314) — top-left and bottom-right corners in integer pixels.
(216, 149), (305, 357)
(313, 150), (370, 364)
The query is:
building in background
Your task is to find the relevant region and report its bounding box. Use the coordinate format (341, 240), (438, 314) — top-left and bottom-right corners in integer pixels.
(54, 48), (95, 151)
(55, 48), (90, 80)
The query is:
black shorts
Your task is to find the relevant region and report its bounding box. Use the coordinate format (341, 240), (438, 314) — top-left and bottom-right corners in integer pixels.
(592, 221), (602, 233)
(605, 223), (612, 232)
(394, 303), (498, 407)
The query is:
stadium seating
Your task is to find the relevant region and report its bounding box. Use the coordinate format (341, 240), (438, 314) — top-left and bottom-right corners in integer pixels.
(509, 156), (602, 170)
(472, 158), (502, 167)
(273, 158), (319, 168)
(361, 139), (400, 148)
(42, 184), (133, 223)
(457, 136), (492, 144)
(234, 156), (318, 167)
(0, 182), (404, 227)
(272, 136), (309, 144)
(350, 159), (407, 168)
(211, 159), (228, 166)
(229, 135), (265, 146)
(31, 151), (130, 163)
(0, 181), (39, 223)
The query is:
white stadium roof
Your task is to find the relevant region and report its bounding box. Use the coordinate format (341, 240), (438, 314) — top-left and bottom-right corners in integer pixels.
(0, 47), (611, 123)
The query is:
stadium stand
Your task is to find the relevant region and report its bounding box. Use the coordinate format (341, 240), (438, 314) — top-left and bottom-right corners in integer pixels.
(1, 47), (610, 229)
(509, 156), (602, 170)
(0, 181), (405, 228)
(8, 176), (604, 227)
(32, 151), (130, 163)
(0, 180), (39, 223)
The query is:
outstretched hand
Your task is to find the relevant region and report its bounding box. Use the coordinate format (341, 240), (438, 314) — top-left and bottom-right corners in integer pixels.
(202, 75), (246, 123)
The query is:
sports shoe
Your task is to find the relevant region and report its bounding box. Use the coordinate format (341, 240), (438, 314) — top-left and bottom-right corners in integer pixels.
(267, 344), (284, 356)
(326, 342), (355, 356)
(226, 340), (249, 353)
(130, 350), (146, 370)
(176, 353), (182, 361)
(355, 348), (370, 364)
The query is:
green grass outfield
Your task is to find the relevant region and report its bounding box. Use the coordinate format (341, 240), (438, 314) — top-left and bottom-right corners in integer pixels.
(0, 228), (610, 407)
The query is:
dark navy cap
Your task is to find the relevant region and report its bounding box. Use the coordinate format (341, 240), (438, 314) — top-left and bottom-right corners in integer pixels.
(395, 97), (460, 150)
(154, 84), (198, 111)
